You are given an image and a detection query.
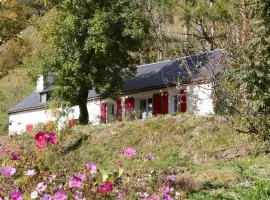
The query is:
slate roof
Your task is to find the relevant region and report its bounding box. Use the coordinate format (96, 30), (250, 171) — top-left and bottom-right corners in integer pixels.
(8, 50), (226, 114)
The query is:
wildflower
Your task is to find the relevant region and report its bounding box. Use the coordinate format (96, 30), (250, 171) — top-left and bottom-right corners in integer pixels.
(31, 191), (38, 199)
(34, 131), (46, 142)
(37, 140), (47, 149)
(41, 194), (52, 200)
(74, 191), (85, 200)
(53, 191), (67, 200)
(0, 146), (10, 153)
(166, 175), (175, 182)
(47, 174), (57, 184)
(10, 152), (20, 161)
(0, 165), (16, 176)
(145, 195), (160, 200)
(85, 163), (97, 175)
(25, 169), (37, 177)
(36, 182), (47, 194)
(122, 147), (136, 157)
(10, 189), (22, 200)
(97, 181), (113, 194)
(162, 186), (174, 200)
(69, 172), (85, 188)
(46, 133), (58, 144)
(116, 160), (123, 167)
(146, 153), (154, 161)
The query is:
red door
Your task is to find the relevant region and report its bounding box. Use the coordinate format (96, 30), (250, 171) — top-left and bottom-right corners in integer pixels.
(153, 93), (168, 115)
(101, 103), (107, 123)
(180, 89), (187, 112)
(116, 100), (122, 120)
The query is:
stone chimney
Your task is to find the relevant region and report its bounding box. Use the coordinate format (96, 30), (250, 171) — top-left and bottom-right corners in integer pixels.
(36, 75), (45, 91)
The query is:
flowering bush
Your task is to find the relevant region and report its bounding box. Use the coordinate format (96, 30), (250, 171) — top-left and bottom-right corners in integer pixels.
(0, 130), (199, 199)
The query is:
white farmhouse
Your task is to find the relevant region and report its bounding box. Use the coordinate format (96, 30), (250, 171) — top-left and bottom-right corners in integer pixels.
(8, 50), (226, 134)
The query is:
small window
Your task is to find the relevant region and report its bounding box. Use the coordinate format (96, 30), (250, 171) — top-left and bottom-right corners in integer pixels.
(40, 93), (47, 103)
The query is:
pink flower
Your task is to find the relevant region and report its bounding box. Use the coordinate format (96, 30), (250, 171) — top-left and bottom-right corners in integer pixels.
(41, 194), (52, 200)
(74, 191), (84, 200)
(0, 165), (16, 176)
(46, 133), (58, 144)
(122, 147), (136, 157)
(10, 189), (22, 200)
(0, 146), (10, 153)
(35, 131), (46, 142)
(97, 181), (113, 194)
(53, 191), (67, 200)
(116, 160), (123, 167)
(68, 172), (85, 188)
(10, 152), (20, 161)
(166, 175), (175, 182)
(37, 140), (47, 150)
(85, 163), (97, 175)
(25, 169), (37, 177)
(162, 186), (174, 200)
(145, 194), (160, 200)
(146, 153), (155, 161)
(47, 174), (57, 184)
(36, 182), (47, 194)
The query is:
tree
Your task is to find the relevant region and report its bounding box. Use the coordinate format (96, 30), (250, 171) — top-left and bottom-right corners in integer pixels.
(216, 0), (270, 139)
(27, 0), (151, 124)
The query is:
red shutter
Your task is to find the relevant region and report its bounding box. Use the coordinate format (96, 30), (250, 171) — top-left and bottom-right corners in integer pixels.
(153, 93), (161, 115)
(162, 93), (168, 114)
(101, 103), (107, 123)
(180, 89), (187, 112)
(125, 98), (135, 112)
(116, 100), (122, 120)
(153, 93), (168, 115)
(26, 124), (33, 133)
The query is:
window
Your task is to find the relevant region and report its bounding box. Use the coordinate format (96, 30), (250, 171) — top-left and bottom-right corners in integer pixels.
(40, 93), (47, 103)
(174, 95), (179, 112)
(140, 99), (147, 112)
(140, 98), (152, 119)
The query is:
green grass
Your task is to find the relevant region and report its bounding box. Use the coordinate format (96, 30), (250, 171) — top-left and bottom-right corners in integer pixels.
(2, 114), (270, 199)
(0, 67), (33, 135)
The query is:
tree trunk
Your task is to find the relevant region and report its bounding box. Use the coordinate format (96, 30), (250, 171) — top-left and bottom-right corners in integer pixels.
(78, 90), (89, 124)
(79, 102), (89, 124)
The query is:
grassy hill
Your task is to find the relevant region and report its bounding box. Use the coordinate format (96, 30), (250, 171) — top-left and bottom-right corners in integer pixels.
(1, 114), (270, 199)
(0, 67), (33, 135)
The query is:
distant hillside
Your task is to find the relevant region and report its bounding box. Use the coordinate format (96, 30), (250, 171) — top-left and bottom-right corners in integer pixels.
(0, 67), (33, 135)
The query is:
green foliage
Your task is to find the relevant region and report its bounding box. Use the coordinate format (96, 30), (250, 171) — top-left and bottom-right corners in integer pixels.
(216, 0), (270, 139)
(0, 67), (33, 135)
(26, 0), (151, 123)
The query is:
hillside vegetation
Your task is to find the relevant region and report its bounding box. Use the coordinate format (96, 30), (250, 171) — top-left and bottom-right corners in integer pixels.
(0, 67), (33, 135)
(1, 114), (270, 199)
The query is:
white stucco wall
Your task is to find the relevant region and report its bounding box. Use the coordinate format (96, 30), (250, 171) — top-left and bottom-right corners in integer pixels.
(9, 99), (101, 134)
(9, 109), (55, 134)
(9, 84), (214, 134)
(187, 83), (214, 115)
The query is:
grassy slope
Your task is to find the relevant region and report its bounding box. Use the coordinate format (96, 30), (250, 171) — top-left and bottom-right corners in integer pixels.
(0, 67), (33, 135)
(35, 114), (270, 199)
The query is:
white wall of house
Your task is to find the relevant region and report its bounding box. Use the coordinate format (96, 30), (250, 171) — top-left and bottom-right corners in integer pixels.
(8, 84), (214, 134)
(9, 99), (101, 134)
(187, 83), (214, 115)
(9, 109), (55, 134)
